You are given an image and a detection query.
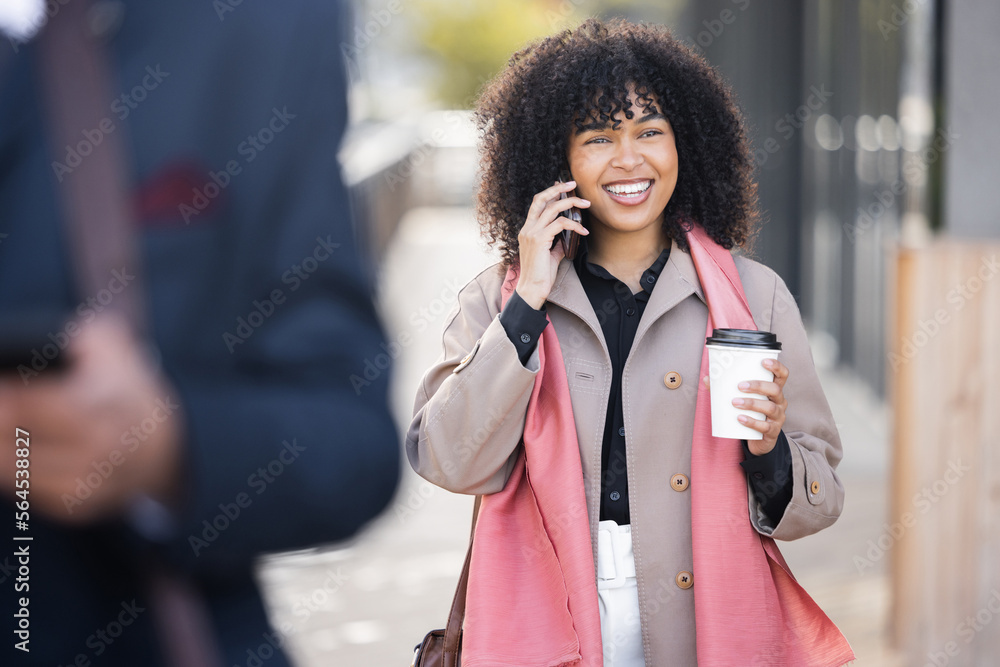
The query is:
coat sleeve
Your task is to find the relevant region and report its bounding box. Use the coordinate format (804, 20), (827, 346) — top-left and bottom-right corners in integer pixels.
(747, 272), (846, 541)
(405, 267), (540, 494)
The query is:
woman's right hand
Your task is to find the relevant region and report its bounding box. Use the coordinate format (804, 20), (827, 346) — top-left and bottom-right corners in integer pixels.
(515, 180), (590, 309)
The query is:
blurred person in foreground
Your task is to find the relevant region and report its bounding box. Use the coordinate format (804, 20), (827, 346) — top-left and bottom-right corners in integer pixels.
(0, 0), (399, 664)
(408, 19), (852, 666)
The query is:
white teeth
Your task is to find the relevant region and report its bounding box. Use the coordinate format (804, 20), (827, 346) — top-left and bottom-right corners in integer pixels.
(604, 180), (651, 196)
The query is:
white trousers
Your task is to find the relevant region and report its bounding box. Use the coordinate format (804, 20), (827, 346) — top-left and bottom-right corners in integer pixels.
(597, 520), (646, 667)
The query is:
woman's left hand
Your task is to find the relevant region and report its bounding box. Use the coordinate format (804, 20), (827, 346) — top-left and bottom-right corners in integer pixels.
(733, 358), (789, 456)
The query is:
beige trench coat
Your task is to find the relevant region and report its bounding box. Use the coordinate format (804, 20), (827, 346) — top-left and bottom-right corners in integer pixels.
(406, 238), (845, 665)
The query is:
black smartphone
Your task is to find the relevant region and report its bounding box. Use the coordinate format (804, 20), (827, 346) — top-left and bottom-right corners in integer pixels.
(552, 171), (582, 260)
(0, 310), (70, 375)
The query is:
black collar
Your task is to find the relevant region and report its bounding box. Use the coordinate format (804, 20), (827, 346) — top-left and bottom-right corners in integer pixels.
(573, 235), (671, 294)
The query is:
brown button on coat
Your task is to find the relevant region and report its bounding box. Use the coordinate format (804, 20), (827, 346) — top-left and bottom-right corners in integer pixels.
(406, 239), (846, 665)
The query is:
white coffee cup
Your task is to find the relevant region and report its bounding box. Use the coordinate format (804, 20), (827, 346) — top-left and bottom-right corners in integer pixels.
(705, 329), (782, 440)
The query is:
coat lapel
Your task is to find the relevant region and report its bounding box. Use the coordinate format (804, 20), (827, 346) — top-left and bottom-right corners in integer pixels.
(545, 257), (610, 359)
(632, 238), (706, 348)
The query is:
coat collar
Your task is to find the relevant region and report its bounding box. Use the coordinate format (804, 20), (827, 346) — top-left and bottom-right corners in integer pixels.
(638, 237), (706, 339)
(546, 237), (707, 348)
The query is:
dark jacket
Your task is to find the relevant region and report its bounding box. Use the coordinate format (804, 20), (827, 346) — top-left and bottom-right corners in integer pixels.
(0, 1), (399, 664)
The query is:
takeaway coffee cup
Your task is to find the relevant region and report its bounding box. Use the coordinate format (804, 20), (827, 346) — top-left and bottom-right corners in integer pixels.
(705, 329), (782, 440)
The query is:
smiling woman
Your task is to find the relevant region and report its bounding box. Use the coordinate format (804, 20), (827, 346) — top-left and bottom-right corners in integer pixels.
(408, 17), (852, 667)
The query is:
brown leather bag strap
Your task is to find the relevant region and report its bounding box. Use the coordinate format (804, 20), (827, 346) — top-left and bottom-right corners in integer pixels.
(37, 4), (220, 667)
(442, 495), (482, 666)
(37, 0), (147, 336)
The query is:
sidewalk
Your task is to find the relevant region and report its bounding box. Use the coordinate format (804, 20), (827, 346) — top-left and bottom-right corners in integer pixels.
(257, 206), (900, 666)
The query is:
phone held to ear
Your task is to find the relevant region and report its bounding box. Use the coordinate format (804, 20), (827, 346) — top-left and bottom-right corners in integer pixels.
(552, 173), (582, 260)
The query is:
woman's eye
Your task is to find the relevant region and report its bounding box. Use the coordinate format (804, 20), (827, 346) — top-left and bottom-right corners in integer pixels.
(640, 129), (662, 138)
(585, 136), (610, 145)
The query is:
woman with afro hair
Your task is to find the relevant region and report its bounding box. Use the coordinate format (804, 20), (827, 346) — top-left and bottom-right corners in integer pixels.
(407, 18), (853, 667)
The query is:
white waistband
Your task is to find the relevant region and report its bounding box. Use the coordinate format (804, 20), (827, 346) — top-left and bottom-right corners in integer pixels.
(597, 520), (636, 588)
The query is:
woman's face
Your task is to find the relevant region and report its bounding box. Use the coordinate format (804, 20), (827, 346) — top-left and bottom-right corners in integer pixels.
(566, 94), (678, 237)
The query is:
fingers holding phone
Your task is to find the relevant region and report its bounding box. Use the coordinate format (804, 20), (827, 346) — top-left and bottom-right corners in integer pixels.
(553, 181), (583, 260)
(516, 180), (589, 309)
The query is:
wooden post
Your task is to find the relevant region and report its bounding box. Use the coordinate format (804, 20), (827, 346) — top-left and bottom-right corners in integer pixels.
(889, 240), (1000, 666)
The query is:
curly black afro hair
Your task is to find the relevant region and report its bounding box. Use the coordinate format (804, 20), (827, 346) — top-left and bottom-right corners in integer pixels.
(475, 18), (759, 268)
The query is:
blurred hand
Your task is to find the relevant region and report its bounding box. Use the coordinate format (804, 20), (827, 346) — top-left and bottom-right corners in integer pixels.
(0, 315), (183, 523)
(701, 357), (789, 455)
(514, 180), (590, 309)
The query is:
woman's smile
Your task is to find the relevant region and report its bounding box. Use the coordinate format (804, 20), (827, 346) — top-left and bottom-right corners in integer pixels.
(602, 178), (654, 206)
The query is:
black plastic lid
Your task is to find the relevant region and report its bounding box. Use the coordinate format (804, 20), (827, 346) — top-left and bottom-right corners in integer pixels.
(705, 328), (781, 350)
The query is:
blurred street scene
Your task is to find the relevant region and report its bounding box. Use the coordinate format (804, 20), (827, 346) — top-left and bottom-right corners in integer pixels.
(2, 0), (997, 665)
(259, 0), (999, 665)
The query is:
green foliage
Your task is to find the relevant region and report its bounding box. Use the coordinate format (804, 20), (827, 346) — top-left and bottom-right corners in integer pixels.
(409, 0), (676, 107)
(413, 0), (585, 108)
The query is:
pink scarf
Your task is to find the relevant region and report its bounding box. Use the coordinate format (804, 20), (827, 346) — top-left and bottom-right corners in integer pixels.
(463, 224), (854, 666)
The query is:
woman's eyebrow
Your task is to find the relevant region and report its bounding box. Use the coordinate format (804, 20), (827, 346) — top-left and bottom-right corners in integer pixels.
(574, 111), (666, 134)
(637, 111), (666, 123)
(575, 120), (609, 133)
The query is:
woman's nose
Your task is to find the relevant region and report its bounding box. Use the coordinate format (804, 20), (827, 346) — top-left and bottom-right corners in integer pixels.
(611, 138), (644, 170)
